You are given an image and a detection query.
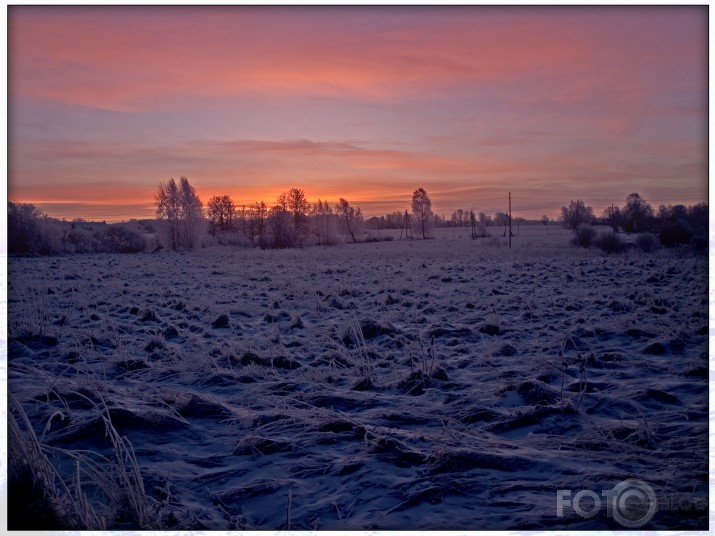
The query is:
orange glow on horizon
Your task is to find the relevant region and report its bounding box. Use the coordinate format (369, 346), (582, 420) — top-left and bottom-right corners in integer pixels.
(8, 6), (707, 223)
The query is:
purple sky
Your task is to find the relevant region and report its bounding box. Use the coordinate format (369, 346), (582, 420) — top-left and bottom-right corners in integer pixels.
(8, 5), (708, 222)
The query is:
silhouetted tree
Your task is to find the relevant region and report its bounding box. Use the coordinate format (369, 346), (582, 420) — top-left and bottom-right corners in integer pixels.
(251, 201), (268, 247)
(657, 204), (688, 224)
(411, 188), (434, 239)
(687, 202), (708, 232)
(602, 205), (622, 232)
(206, 195), (235, 235)
(621, 193), (653, 233)
(312, 199), (336, 246)
(336, 198), (364, 243)
(268, 204), (293, 248)
(278, 188), (311, 245)
(561, 199), (594, 232)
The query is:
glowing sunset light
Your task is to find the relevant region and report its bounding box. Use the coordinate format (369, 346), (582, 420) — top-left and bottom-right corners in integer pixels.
(8, 5), (707, 222)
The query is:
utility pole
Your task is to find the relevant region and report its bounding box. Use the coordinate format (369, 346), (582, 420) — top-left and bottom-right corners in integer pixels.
(399, 210), (413, 240)
(508, 191), (512, 249)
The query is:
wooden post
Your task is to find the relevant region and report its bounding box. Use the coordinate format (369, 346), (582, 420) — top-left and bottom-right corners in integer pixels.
(508, 192), (512, 249)
(611, 204), (615, 232)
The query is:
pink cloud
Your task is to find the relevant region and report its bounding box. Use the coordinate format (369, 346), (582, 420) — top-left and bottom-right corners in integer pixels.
(13, 6), (690, 111)
(8, 7), (707, 221)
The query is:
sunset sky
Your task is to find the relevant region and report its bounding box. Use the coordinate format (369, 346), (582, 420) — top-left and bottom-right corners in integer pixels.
(8, 5), (708, 222)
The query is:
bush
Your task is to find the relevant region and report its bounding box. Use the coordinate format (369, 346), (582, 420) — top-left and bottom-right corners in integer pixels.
(635, 233), (659, 253)
(593, 230), (625, 253)
(65, 228), (100, 254)
(98, 226), (146, 253)
(659, 220), (693, 247)
(8, 202), (42, 255)
(364, 234), (394, 243)
(572, 225), (596, 248)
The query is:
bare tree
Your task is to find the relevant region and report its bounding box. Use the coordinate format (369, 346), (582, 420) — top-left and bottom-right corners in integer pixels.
(251, 201), (268, 247)
(601, 205), (621, 232)
(206, 195), (235, 235)
(178, 177), (204, 249)
(335, 198), (363, 243)
(561, 199), (593, 233)
(622, 192), (653, 233)
(278, 188), (311, 245)
(411, 187), (434, 239)
(237, 204), (249, 238)
(155, 178), (181, 250)
(313, 199), (336, 246)
(155, 176), (203, 250)
(268, 204), (293, 248)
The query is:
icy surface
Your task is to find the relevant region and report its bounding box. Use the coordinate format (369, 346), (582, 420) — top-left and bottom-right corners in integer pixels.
(7, 227), (708, 530)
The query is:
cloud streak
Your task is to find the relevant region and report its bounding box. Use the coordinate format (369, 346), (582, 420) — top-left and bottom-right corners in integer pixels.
(8, 6), (707, 221)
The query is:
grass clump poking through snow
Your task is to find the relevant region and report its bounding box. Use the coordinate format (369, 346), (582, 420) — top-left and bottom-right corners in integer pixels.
(8, 392), (105, 529)
(399, 334), (448, 396)
(342, 315), (375, 390)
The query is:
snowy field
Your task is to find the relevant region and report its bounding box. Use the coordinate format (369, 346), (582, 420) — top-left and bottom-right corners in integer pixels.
(7, 226), (709, 530)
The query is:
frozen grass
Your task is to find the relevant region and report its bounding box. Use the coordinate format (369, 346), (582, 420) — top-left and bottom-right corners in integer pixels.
(7, 225), (708, 530)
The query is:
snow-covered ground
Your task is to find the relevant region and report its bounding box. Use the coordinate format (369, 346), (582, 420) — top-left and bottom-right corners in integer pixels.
(7, 226), (708, 530)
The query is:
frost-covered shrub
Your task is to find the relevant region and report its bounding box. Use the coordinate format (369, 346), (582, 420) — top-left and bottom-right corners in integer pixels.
(65, 227), (100, 253)
(98, 226), (146, 253)
(572, 225), (596, 248)
(35, 218), (66, 255)
(8, 202), (43, 255)
(635, 233), (658, 253)
(593, 230), (625, 254)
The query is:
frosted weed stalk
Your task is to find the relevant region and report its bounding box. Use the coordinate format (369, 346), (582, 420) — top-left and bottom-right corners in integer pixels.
(8, 392), (105, 529)
(405, 334), (437, 377)
(9, 278), (52, 340)
(65, 389), (156, 528)
(344, 315), (373, 386)
(9, 385), (160, 529)
(558, 335), (589, 411)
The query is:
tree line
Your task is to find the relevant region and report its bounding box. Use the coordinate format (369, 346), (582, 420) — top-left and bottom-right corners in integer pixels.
(7, 182), (707, 255)
(6, 180), (437, 254)
(7, 202), (150, 256)
(152, 178), (439, 250)
(561, 192), (708, 250)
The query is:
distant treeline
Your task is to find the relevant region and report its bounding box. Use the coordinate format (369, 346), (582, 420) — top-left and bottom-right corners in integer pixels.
(560, 193), (708, 249)
(7, 183), (708, 255)
(9, 180), (441, 254)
